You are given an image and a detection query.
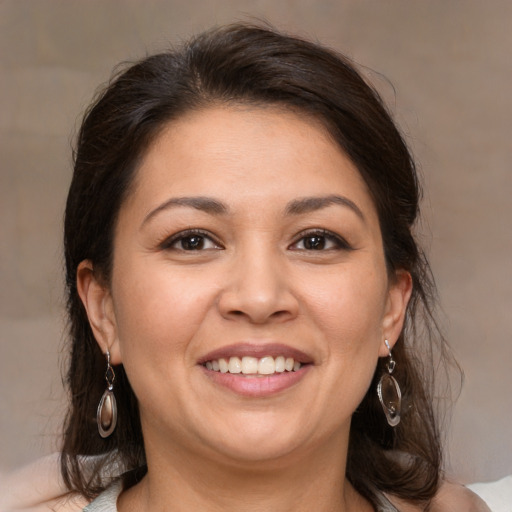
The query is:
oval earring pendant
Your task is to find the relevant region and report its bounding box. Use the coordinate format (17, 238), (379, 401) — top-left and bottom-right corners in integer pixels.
(97, 388), (117, 438)
(377, 373), (402, 427)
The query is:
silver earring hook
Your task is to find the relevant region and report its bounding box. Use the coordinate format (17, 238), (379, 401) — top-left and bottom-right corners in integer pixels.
(105, 349), (115, 391)
(384, 339), (396, 374)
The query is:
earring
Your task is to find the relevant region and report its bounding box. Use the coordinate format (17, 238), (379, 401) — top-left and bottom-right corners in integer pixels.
(97, 350), (117, 438)
(377, 339), (402, 427)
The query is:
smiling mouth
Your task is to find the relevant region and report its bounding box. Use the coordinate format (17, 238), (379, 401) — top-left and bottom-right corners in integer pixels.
(204, 355), (302, 376)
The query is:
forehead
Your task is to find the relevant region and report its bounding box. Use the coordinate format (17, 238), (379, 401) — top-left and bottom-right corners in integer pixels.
(124, 105), (379, 223)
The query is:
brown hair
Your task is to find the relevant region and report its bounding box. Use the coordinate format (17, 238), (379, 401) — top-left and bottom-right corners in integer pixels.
(62, 23), (451, 510)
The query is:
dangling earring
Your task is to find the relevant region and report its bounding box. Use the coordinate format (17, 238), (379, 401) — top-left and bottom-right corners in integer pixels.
(377, 339), (402, 427)
(97, 350), (117, 438)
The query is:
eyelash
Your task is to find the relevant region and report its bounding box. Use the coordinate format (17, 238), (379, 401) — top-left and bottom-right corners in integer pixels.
(160, 228), (351, 252)
(289, 229), (352, 252)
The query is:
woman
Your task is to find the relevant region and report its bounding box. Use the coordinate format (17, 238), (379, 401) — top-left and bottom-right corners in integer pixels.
(3, 23), (490, 512)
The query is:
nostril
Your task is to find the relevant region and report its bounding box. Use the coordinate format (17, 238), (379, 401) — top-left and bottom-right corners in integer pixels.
(226, 308), (292, 324)
(271, 310), (289, 318)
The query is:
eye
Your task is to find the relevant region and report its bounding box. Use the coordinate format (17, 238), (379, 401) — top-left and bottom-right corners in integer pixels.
(290, 230), (351, 251)
(161, 230), (222, 251)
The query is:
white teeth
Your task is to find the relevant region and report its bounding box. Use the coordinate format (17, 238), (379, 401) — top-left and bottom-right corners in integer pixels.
(258, 356), (275, 375)
(241, 356), (258, 374)
(219, 358), (229, 373)
(205, 355), (303, 375)
(228, 356), (242, 373)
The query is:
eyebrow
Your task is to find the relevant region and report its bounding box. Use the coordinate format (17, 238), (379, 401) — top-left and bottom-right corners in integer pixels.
(142, 193), (364, 226)
(142, 196), (229, 226)
(285, 195), (365, 221)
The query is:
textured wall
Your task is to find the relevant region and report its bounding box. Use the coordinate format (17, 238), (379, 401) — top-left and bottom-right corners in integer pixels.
(1, 0), (511, 484)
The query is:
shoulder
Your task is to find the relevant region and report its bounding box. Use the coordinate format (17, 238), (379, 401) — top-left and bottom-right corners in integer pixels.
(23, 494), (89, 512)
(430, 481), (492, 512)
(388, 481), (491, 512)
(0, 492), (88, 512)
(0, 453), (89, 512)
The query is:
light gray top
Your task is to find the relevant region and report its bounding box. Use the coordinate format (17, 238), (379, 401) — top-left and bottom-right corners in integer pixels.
(83, 479), (122, 512)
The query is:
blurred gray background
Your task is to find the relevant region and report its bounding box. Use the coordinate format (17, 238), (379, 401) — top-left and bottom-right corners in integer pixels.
(1, 0), (511, 484)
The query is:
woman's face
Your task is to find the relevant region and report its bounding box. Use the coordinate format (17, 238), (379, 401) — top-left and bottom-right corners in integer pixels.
(81, 106), (410, 466)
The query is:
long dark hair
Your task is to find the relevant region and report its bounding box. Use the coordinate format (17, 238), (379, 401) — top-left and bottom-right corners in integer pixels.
(62, 23), (451, 510)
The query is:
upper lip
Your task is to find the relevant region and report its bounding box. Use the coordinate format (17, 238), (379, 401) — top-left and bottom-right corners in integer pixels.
(198, 343), (314, 365)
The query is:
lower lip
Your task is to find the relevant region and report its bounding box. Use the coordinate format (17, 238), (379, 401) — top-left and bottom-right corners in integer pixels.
(201, 366), (311, 397)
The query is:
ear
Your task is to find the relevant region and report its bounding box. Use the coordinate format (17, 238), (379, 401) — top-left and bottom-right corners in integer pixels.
(76, 260), (122, 365)
(379, 269), (413, 357)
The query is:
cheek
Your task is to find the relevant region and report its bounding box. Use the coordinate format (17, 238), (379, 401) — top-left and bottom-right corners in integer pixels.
(303, 264), (388, 351)
(111, 260), (218, 367)
(109, 263), (220, 422)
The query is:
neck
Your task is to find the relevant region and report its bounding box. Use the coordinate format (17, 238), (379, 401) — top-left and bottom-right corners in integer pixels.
(118, 430), (373, 512)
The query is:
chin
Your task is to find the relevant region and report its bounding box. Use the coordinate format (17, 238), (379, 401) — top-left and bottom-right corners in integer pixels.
(195, 414), (319, 467)
(211, 437), (305, 468)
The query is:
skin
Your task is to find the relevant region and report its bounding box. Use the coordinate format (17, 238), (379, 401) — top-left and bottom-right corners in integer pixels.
(77, 105), (411, 512)
(2, 108), (491, 511)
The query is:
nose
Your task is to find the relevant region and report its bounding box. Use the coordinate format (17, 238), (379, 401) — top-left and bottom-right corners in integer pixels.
(217, 246), (299, 325)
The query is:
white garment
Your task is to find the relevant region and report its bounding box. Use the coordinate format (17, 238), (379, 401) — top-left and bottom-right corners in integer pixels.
(467, 475), (512, 512)
(82, 480), (122, 512)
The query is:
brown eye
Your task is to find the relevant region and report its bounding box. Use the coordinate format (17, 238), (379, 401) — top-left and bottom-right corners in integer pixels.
(180, 235), (206, 250)
(303, 235), (326, 250)
(290, 230), (350, 251)
(162, 230), (222, 251)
